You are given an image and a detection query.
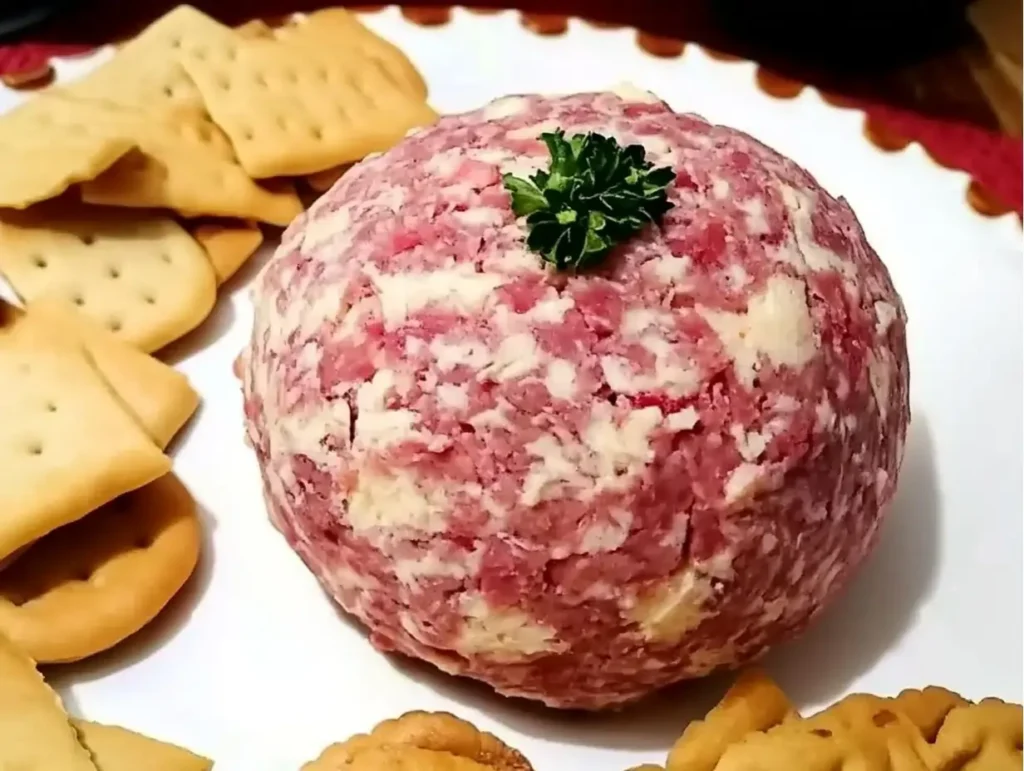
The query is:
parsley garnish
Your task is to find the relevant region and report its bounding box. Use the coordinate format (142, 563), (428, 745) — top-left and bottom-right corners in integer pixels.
(502, 130), (676, 271)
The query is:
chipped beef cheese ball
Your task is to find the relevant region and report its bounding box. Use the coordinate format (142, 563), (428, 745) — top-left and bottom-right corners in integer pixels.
(241, 88), (909, 710)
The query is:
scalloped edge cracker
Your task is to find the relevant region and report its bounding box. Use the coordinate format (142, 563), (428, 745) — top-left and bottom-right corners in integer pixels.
(74, 720), (213, 771)
(178, 11), (438, 178)
(0, 92), (135, 210)
(0, 632), (98, 769)
(0, 304), (170, 562)
(663, 671), (1023, 771)
(303, 711), (534, 771)
(0, 473), (200, 664)
(191, 220), (265, 285)
(24, 299), (199, 449)
(0, 205), (217, 354)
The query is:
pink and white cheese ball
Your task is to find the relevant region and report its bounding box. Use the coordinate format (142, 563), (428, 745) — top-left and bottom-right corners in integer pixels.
(241, 88), (910, 710)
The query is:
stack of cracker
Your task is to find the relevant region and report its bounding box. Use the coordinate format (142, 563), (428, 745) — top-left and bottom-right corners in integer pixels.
(634, 669), (1023, 770)
(0, 4), (437, 354)
(0, 301), (201, 664)
(0, 628), (212, 769)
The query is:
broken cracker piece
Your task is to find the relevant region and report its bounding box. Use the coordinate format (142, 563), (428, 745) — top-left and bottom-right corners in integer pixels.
(0, 473), (201, 664)
(21, 92), (304, 227)
(303, 711), (534, 771)
(191, 220), (265, 285)
(0, 304), (170, 562)
(74, 720), (213, 771)
(0, 632), (98, 769)
(0, 204), (217, 353)
(24, 299), (199, 449)
(0, 92), (135, 210)
(178, 15), (438, 178)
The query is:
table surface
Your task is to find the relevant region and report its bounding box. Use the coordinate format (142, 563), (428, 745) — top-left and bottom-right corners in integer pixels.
(6, 0), (1018, 134)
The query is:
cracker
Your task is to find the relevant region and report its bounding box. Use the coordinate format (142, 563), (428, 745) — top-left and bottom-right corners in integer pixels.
(286, 8), (429, 100)
(0, 473), (201, 664)
(0, 632), (98, 769)
(74, 720), (213, 771)
(305, 163), (354, 193)
(0, 204), (217, 353)
(67, 5), (236, 111)
(24, 299), (199, 449)
(303, 711), (533, 771)
(24, 93), (302, 227)
(0, 305), (170, 562)
(191, 220), (265, 285)
(177, 14), (438, 178)
(0, 93), (135, 210)
(667, 669), (797, 771)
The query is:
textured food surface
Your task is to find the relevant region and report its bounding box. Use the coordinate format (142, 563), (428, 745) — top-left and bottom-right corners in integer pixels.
(241, 89), (910, 709)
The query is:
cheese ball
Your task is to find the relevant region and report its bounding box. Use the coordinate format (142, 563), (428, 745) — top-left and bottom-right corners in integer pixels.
(241, 89), (909, 710)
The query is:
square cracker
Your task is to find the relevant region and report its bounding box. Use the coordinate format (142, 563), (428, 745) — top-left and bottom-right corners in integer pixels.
(0, 305), (171, 560)
(190, 220), (265, 285)
(0, 632), (98, 770)
(0, 93), (135, 210)
(23, 299), (199, 449)
(74, 720), (213, 771)
(177, 13), (438, 178)
(0, 204), (217, 354)
(23, 91), (302, 227)
(67, 5), (237, 112)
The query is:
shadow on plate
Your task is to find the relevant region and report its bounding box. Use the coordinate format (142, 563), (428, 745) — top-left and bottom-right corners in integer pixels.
(763, 412), (941, 706)
(49, 501), (218, 703)
(395, 413), (940, 753)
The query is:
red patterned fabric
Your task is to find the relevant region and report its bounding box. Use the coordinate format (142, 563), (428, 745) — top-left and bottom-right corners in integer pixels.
(1, 42), (1020, 214)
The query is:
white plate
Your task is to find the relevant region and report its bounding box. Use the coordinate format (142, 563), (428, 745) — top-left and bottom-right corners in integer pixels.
(2, 8), (1021, 769)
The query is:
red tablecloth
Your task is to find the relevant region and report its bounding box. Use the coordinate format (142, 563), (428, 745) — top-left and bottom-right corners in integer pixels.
(1, 40), (1020, 215)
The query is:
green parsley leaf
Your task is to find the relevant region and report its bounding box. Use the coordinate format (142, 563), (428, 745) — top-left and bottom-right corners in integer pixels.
(502, 129), (676, 271)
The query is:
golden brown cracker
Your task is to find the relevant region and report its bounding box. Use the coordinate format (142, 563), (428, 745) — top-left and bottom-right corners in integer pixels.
(0, 92), (135, 210)
(0, 304), (170, 563)
(0, 632), (98, 769)
(0, 473), (201, 664)
(304, 711), (533, 771)
(68, 5), (236, 111)
(0, 204), (217, 353)
(74, 720), (214, 771)
(236, 17), (274, 38)
(305, 163), (354, 194)
(177, 15), (438, 178)
(24, 299), (199, 449)
(288, 8), (429, 100)
(667, 670), (797, 771)
(191, 220), (265, 285)
(31, 94), (302, 227)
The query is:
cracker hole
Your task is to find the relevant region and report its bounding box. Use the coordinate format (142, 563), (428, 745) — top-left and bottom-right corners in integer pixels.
(160, 253), (172, 264)
(107, 318), (122, 332)
(45, 401), (57, 413)
(242, 127), (254, 141)
(254, 73), (267, 87)
(163, 85), (175, 98)
(142, 293), (156, 305)
(215, 74), (231, 90)
(872, 710), (898, 728)
(26, 441), (43, 456)
(311, 126), (323, 140)
(30, 254), (47, 268)
(108, 266), (120, 279)
(169, 37), (182, 49)
(71, 293), (85, 306)
(811, 729), (832, 738)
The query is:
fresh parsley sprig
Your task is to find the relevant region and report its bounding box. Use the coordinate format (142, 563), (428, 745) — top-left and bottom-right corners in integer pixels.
(502, 130), (676, 272)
